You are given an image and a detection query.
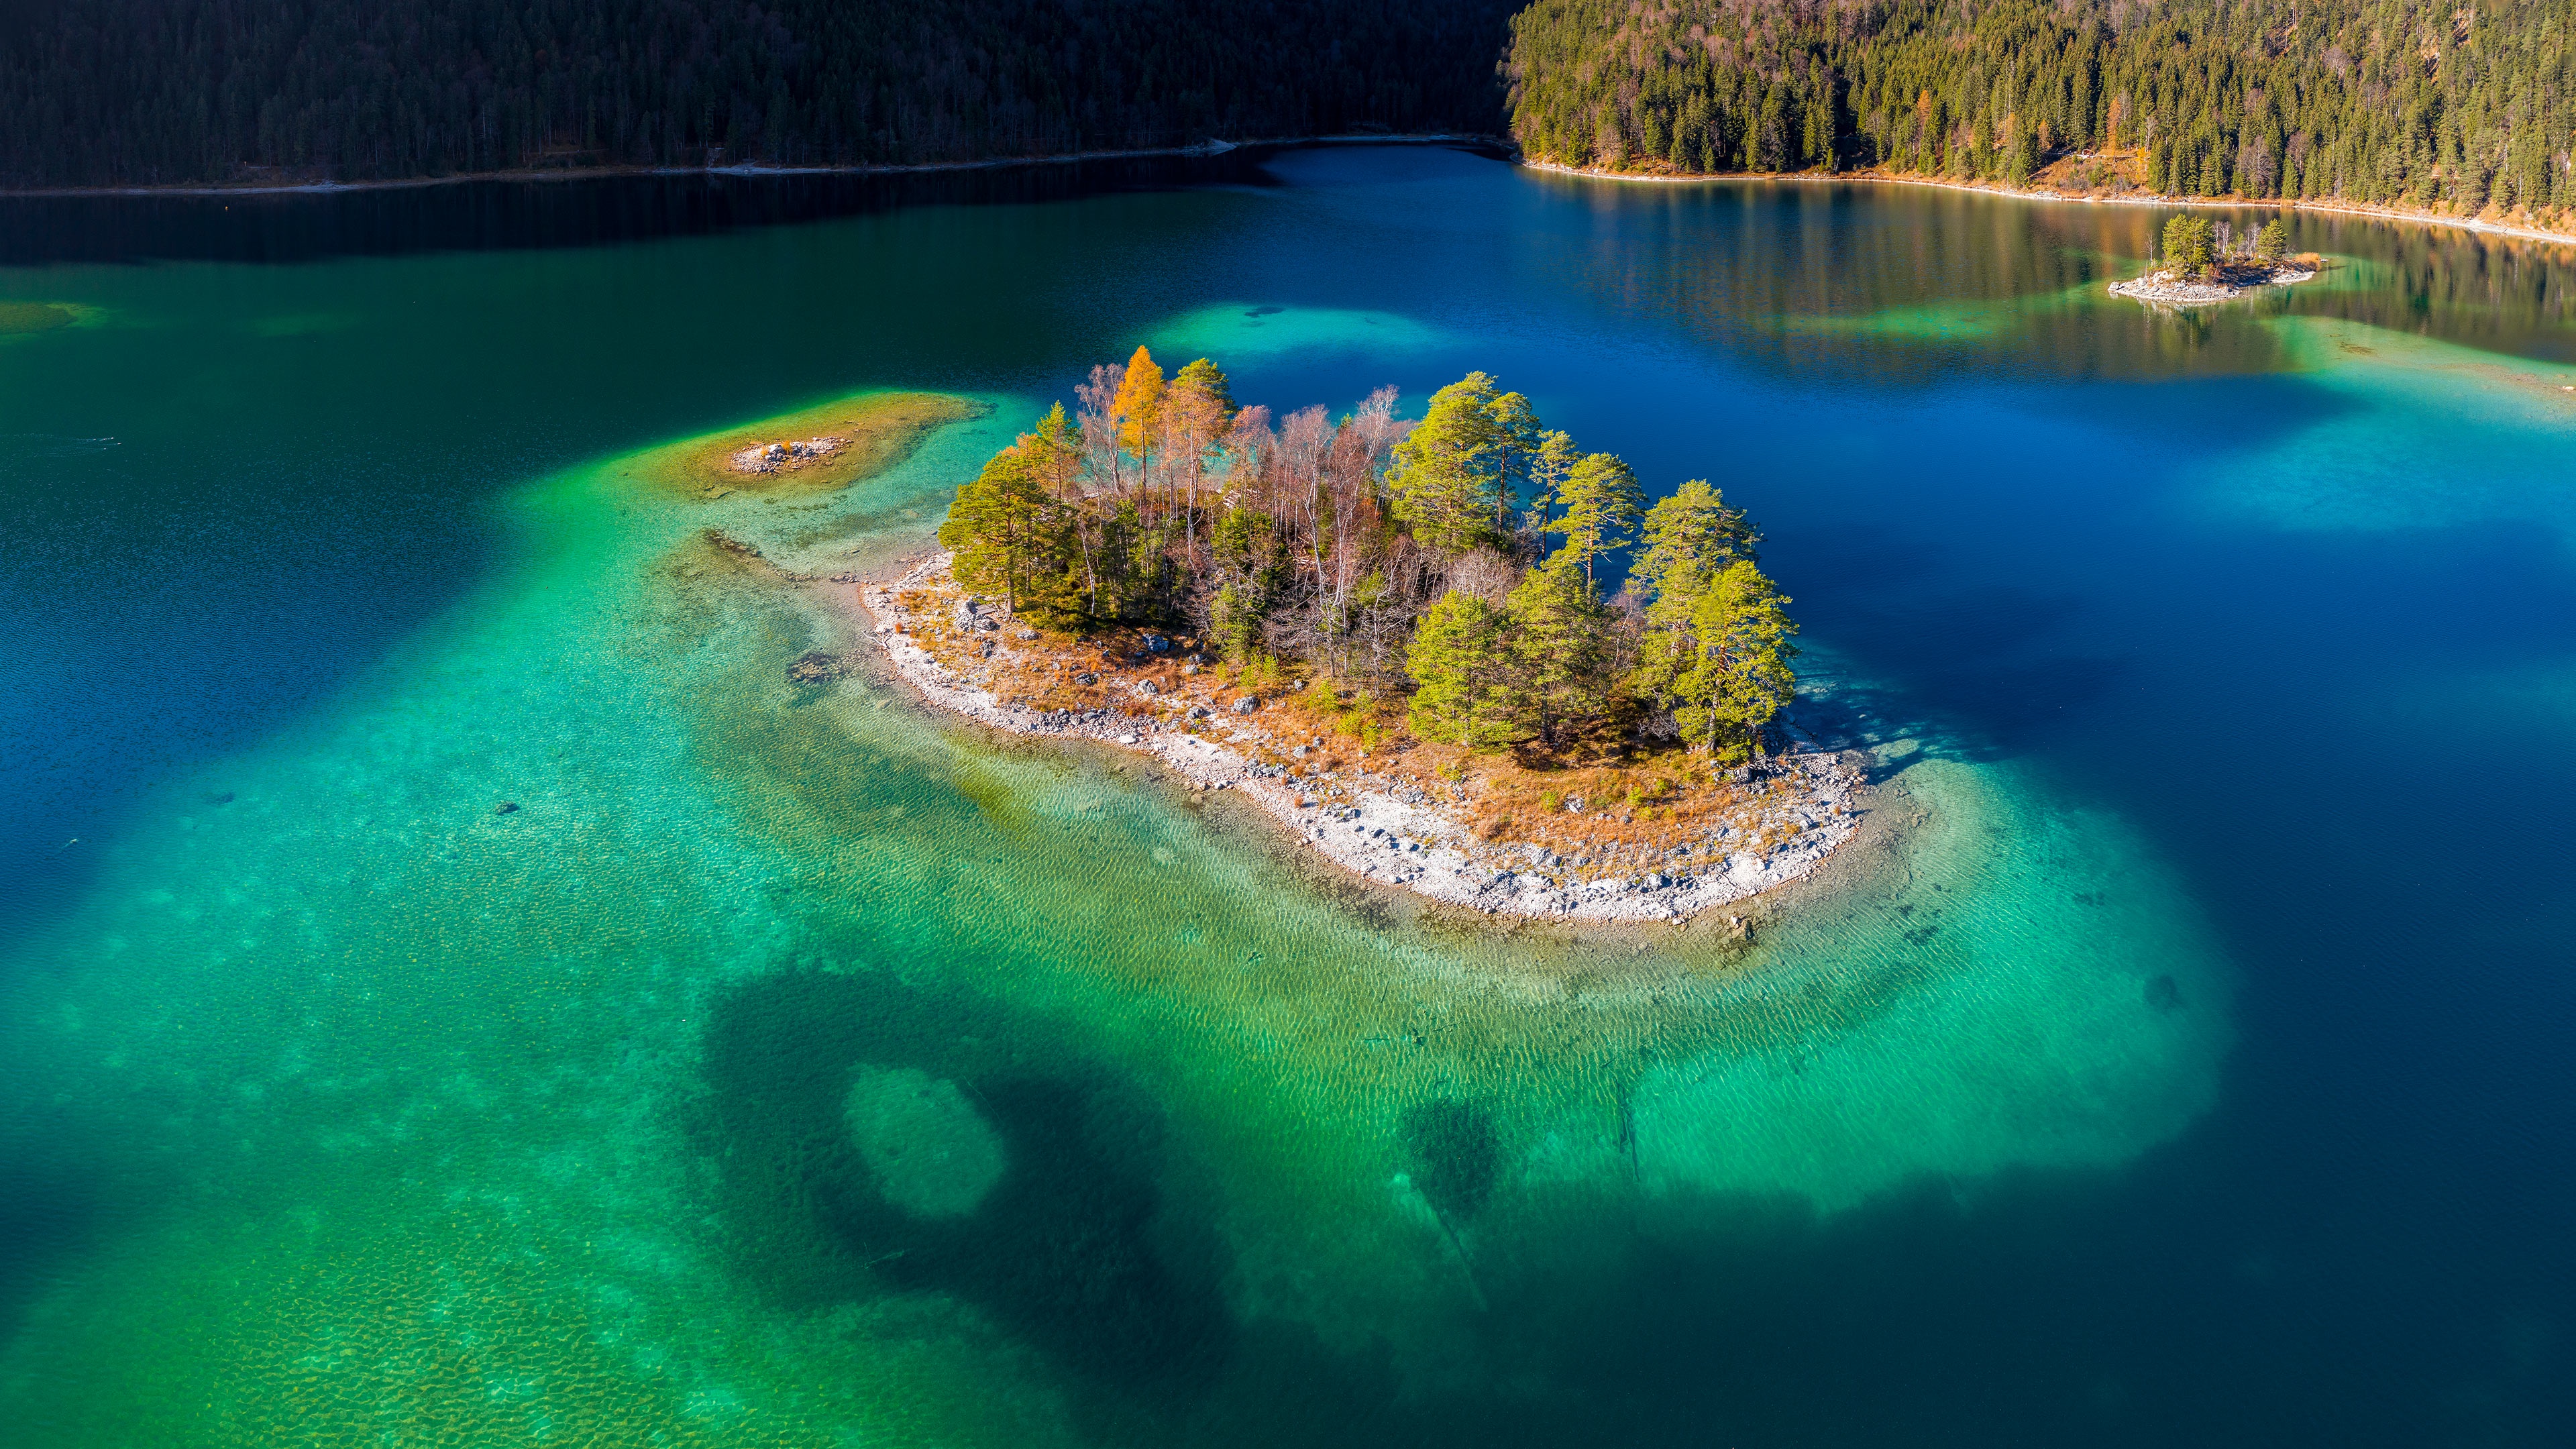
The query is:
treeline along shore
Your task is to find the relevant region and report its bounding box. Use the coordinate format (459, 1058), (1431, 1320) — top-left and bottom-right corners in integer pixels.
(0, 0), (1511, 187)
(1503, 0), (2576, 239)
(8, 0), (2573, 249)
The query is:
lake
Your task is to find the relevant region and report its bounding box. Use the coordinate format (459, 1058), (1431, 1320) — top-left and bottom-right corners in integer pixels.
(3, 144), (2571, 1446)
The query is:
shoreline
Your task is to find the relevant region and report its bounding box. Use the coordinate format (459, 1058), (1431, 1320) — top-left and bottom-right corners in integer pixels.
(1515, 157), (2576, 251)
(0, 132), (1505, 199)
(841, 553), (1871, 925)
(25, 136), (2570, 254)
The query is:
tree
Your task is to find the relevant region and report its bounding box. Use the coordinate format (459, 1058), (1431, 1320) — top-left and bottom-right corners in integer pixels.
(938, 437), (1069, 617)
(1112, 345), (1167, 461)
(1521, 429), (1580, 535)
(1670, 560), (1798, 757)
(1405, 590), (1529, 750)
(1548, 451), (1643, 588)
(1506, 557), (1613, 744)
(1164, 358), (1235, 574)
(1385, 372), (1503, 555)
(1631, 480), (1758, 603)
(2254, 218), (2289, 258)
(1631, 482), (1776, 749)
(1483, 390), (1544, 535)
(0, 0), (1521, 188)
(2161, 213), (2214, 276)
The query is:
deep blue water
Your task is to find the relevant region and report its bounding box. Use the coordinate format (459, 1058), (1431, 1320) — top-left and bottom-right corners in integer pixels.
(2, 144), (2571, 1444)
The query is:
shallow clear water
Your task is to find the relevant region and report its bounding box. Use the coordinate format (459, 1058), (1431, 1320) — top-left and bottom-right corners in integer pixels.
(3, 147), (2571, 1445)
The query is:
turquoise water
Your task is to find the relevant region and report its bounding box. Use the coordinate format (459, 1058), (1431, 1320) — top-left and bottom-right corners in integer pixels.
(3, 148), (2571, 1443)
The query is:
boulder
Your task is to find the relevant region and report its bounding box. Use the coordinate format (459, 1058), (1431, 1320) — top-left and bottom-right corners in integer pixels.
(1232, 695), (1260, 714)
(1134, 679), (1161, 698)
(787, 651), (844, 684)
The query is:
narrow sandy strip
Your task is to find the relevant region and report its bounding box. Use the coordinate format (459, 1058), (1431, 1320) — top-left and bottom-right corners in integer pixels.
(850, 554), (1869, 924)
(1, 133), (1503, 198)
(1517, 158), (2576, 249)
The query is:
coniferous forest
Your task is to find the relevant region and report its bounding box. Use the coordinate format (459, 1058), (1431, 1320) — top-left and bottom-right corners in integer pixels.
(6, 0), (2573, 235)
(1504, 0), (2576, 229)
(0, 0), (1510, 186)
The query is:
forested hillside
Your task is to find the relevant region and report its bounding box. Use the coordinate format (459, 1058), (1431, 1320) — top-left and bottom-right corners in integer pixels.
(1504, 0), (2576, 231)
(0, 0), (1509, 187)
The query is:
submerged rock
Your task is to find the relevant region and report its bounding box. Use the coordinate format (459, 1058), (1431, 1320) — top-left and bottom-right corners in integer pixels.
(786, 651), (845, 684)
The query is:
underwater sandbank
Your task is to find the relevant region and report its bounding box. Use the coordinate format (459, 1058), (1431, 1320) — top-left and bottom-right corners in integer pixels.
(635, 390), (984, 500)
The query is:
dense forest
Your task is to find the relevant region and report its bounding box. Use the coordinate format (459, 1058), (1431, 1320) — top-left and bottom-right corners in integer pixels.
(1504, 0), (2576, 227)
(938, 350), (1796, 758)
(9, 0), (2572, 229)
(0, 0), (1509, 186)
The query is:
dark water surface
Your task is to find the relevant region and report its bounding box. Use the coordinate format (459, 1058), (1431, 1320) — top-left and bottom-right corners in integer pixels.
(3, 146), (2571, 1445)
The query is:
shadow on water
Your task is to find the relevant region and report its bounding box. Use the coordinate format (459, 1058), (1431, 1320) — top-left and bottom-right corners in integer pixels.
(0, 142), (1493, 268)
(0, 1148), (100, 1347)
(695, 965), (1238, 1423)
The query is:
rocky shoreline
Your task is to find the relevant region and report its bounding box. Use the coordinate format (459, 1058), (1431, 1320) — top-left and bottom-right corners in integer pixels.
(845, 553), (1871, 924)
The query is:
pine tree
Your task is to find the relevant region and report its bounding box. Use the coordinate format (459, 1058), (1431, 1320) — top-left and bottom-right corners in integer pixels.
(1631, 480), (1772, 747)
(2161, 214), (2214, 275)
(1386, 372), (1503, 555)
(938, 439), (1070, 617)
(1173, 358), (1236, 414)
(1506, 557), (1612, 745)
(1521, 429), (1580, 535)
(1671, 560), (1797, 758)
(1405, 590), (1529, 749)
(1164, 358), (1236, 574)
(1631, 479), (1759, 603)
(1548, 451), (1643, 588)
(1483, 390), (1544, 535)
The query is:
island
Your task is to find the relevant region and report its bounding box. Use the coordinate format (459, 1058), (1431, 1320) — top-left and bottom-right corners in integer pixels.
(647, 390), (985, 501)
(2111, 215), (2320, 306)
(843, 350), (1869, 924)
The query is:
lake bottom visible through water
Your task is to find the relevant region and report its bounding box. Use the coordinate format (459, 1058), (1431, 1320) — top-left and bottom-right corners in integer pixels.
(2, 146), (2572, 1446)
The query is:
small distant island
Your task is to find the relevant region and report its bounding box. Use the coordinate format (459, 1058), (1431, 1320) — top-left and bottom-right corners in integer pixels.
(848, 349), (1869, 924)
(2112, 215), (2320, 306)
(643, 391), (983, 501)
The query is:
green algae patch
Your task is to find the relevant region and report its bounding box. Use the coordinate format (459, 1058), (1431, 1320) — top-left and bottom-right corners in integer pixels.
(635, 389), (985, 500)
(0, 301), (83, 335)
